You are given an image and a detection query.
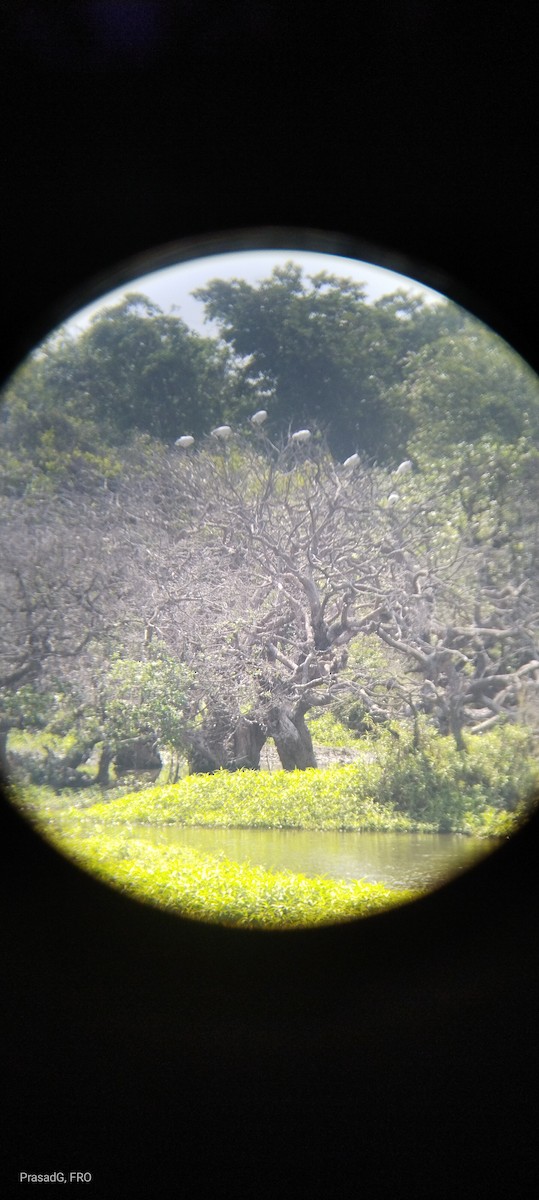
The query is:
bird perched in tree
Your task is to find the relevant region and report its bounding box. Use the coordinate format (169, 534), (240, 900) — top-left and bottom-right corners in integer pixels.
(250, 409), (268, 425)
(394, 459), (412, 476)
(342, 452), (360, 468)
(290, 429), (311, 442)
(175, 435), (194, 448)
(211, 425), (232, 439)
(387, 492), (400, 506)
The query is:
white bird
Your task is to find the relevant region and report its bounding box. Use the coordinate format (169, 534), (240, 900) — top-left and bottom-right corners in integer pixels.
(211, 425), (232, 439)
(290, 429), (311, 442)
(394, 459), (412, 476)
(342, 453), (360, 468)
(387, 492), (400, 507)
(250, 409), (268, 425)
(175, 435), (194, 448)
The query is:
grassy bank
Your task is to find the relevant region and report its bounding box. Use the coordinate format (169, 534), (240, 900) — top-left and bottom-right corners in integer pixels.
(75, 763), (437, 833)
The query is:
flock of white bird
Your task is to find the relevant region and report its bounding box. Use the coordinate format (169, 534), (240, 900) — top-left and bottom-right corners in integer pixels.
(175, 410), (268, 448)
(174, 412), (412, 500)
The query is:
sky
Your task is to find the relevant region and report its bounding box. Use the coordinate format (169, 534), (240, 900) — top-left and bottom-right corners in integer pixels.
(62, 245), (445, 339)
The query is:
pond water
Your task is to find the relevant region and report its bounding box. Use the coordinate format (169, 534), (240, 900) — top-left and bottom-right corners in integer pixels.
(134, 825), (493, 891)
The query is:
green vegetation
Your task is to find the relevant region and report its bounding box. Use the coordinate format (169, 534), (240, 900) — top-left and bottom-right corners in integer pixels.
(18, 719), (533, 840)
(65, 765), (428, 832)
(14, 717), (536, 838)
(307, 709), (363, 748)
(41, 825), (413, 928)
(10, 715), (536, 927)
(3, 270), (538, 491)
(372, 720), (539, 834)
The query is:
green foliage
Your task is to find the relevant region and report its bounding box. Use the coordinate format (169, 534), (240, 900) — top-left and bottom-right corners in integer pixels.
(460, 804), (527, 839)
(101, 643), (192, 755)
(0, 344), (125, 496)
(0, 683), (52, 731)
(194, 266), (465, 462)
(195, 267), (539, 465)
(3, 265), (536, 560)
(395, 317), (539, 458)
(307, 710), (362, 748)
(3, 266), (538, 480)
(40, 822), (416, 928)
(12, 711), (537, 927)
(8, 727), (78, 757)
(374, 719), (539, 831)
(0, 293), (238, 475)
(77, 294), (235, 440)
(81, 760), (434, 833)
(4, 645), (192, 790)
(13, 717), (538, 838)
(78, 721), (537, 838)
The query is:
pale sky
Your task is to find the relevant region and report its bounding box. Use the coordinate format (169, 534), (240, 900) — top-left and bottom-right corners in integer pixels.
(62, 246), (446, 339)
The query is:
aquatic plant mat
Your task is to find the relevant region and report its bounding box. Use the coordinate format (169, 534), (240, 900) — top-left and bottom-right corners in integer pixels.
(51, 827), (414, 927)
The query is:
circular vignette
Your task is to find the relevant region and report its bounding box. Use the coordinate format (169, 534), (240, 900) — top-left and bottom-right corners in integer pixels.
(1, 226), (539, 930)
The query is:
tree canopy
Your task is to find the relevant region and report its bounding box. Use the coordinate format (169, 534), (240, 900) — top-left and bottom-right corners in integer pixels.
(2, 265), (537, 474)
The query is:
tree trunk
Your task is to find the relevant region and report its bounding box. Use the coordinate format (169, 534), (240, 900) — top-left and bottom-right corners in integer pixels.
(187, 717), (266, 774)
(0, 727), (9, 782)
(114, 738), (162, 774)
(450, 709), (467, 753)
(187, 737), (223, 775)
(230, 716), (267, 770)
(269, 704), (317, 770)
(448, 696), (467, 753)
(95, 744), (113, 787)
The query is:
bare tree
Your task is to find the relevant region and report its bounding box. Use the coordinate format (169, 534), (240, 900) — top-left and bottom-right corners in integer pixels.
(108, 433), (538, 767)
(0, 488), (136, 777)
(3, 431), (537, 778)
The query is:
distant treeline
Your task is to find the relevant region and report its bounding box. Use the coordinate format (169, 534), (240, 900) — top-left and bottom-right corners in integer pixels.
(2, 264), (538, 485)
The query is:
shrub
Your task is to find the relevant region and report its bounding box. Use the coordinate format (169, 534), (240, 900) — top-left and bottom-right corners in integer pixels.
(376, 719), (539, 831)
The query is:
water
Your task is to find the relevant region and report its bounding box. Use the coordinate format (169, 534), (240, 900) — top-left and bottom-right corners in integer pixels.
(133, 825), (492, 891)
